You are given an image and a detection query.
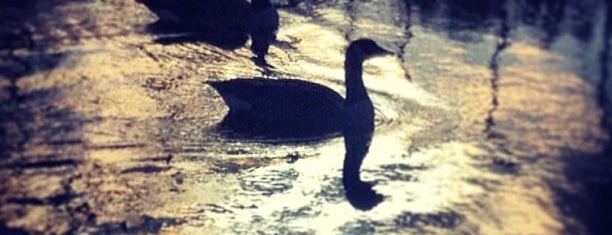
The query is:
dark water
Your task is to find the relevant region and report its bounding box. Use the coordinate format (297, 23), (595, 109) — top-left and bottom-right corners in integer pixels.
(0, 0), (610, 234)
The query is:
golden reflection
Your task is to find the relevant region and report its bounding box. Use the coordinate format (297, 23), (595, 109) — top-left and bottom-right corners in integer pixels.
(2, 0), (609, 234)
(365, 56), (447, 108)
(500, 42), (606, 156)
(401, 24), (607, 234)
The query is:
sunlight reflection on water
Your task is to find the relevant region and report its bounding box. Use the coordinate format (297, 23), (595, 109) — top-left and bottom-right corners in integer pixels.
(2, 0), (608, 234)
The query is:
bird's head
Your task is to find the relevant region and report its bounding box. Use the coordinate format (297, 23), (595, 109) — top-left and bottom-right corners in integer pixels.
(346, 38), (393, 61)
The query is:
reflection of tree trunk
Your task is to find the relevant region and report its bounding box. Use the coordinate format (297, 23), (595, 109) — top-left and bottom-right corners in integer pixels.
(599, 0), (611, 142)
(402, 0), (413, 80)
(540, 0), (566, 49)
(484, 0), (510, 139)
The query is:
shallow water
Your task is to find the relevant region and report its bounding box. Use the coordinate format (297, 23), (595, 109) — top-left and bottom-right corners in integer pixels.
(0, 0), (611, 234)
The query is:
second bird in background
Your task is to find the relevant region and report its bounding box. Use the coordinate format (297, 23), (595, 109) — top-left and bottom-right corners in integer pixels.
(138, 0), (278, 63)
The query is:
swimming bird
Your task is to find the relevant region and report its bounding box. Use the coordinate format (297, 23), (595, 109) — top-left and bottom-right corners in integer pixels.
(137, 0), (251, 49)
(249, 0), (279, 66)
(206, 38), (392, 140)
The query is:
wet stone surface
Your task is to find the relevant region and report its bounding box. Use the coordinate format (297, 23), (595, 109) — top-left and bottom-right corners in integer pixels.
(1, 0), (612, 234)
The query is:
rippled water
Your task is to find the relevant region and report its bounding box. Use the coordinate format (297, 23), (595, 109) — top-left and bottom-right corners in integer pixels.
(1, 0), (610, 234)
(158, 1), (609, 234)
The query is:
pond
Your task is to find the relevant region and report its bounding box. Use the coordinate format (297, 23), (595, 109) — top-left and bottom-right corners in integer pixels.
(0, 0), (610, 234)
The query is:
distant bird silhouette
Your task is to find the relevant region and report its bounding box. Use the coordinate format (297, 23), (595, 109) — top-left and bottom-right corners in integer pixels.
(249, 0), (279, 66)
(206, 39), (391, 140)
(138, 0), (279, 61)
(137, 0), (251, 49)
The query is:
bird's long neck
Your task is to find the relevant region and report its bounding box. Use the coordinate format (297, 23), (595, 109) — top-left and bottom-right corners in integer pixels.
(344, 56), (367, 105)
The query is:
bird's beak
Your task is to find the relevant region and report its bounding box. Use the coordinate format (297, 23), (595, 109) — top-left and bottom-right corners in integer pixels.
(383, 48), (395, 56)
(377, 45), (396, 57)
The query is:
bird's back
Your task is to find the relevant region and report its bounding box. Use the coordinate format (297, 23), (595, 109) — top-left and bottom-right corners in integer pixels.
(207, 78), (343, 114)
(206, 78), (345, 139)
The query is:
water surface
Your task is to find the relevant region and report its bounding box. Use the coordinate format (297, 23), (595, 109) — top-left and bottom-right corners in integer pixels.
(0, 0), (610, 234)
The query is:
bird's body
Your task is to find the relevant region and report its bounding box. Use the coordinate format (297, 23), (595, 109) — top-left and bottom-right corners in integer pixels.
(137, 0), (251, 49)
(207, 78), (345, 138)
(207, 78), (343, 115)
(207, 39), (391, 140)
(207, 38), (391, 210)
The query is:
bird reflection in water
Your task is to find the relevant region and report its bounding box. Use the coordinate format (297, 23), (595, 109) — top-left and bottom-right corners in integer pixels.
(207, 39), (391, 210)
(342, 111), (383, 210)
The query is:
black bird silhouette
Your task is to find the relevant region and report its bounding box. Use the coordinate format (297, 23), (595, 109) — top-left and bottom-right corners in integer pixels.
(207, 38), (390, 210)
(137, 0), (279, 57)
(206, 39), (391, 139)
(249, 0), (279, 67)
(137, 0), (278, 64)
(137, 0), (251, 49)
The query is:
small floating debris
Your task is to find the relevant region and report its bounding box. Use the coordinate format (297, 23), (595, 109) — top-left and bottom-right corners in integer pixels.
(285, 151), (300, 164)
